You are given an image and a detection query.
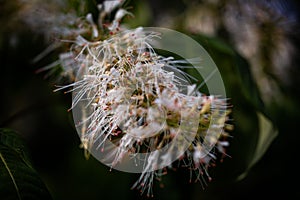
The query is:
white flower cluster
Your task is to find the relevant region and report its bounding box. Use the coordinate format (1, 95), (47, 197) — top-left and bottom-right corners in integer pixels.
(42, 0), (231, 197)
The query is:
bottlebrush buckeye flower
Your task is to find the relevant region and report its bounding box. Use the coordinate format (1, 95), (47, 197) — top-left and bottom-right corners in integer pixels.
(41, 0), (232, 197)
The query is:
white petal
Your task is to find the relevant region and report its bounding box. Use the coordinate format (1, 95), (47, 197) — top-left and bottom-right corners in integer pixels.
(103, 0), (123, 13)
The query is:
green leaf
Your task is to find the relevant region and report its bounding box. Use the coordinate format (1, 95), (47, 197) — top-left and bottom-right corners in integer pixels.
(237, 112), (278, 180)
(0, 128), (52, 200)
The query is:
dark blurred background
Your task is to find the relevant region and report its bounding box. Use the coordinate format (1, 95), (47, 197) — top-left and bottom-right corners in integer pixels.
(1, 0), (300, 199)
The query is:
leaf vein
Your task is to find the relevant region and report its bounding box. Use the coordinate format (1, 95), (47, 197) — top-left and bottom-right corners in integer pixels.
(0, 152), (22, 200)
